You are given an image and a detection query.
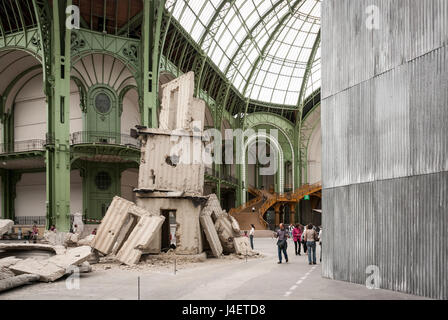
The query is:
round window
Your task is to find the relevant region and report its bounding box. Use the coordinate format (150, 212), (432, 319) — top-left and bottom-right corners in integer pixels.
(95, 171), (112, 190)
(95, 92), (111, 114)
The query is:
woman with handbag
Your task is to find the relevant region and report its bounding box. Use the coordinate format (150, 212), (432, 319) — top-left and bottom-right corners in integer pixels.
(274, 223), (289, 264)
(303, 223), (318, 265)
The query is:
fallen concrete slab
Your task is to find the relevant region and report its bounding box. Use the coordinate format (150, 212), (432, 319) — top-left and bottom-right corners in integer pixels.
(0, 274), (40, 292)
(199, 215), (223, 258)
(116, 215), (165, 265)
(0, 219), (14, 237)
(9, 258), (66, 282)
(92, 196), (139, 255)
(47, 246), (92, 269)
(0, 257), (21, 268)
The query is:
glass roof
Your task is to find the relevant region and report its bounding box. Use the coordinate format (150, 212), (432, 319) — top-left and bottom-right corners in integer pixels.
(168, 0), (321, 106)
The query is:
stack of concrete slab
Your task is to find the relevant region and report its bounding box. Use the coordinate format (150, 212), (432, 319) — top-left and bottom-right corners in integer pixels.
(85, 72), (255, 262)
(92, 196), (165, 265)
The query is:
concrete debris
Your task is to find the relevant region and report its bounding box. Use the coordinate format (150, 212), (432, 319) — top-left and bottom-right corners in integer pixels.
(0, 268), (15, 280)
(202, 194), (226, 220)
(0, 219), (14, 237)
(233, 237), (258, 256)
(116, 215), (165, 265)
(77, 234), (95, 246)
(7, 246), (92, 282)
(199, 214), (223, 258)
(9, 258), (66, 282)
(92, 196), (157, 255)
(78, 261), (92, 273)
(0, 257), (19, 281)
(214, 215), (240, 254)
(229, 215), (241, 234)
(0, 257), (22, 268)
(47, 246), (92, 269)
(0, 274), (40, 292)
(159, 71), (205, 132)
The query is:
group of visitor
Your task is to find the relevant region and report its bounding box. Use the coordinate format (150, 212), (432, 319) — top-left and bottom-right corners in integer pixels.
(274, 223), (322, 265)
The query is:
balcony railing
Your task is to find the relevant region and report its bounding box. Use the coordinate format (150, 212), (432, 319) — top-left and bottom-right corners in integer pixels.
(0, 139), (46, 154)
(71, 131), (141, 148)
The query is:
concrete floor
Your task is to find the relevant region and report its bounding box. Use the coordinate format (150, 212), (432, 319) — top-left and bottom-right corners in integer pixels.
(0, 238), (426, 300)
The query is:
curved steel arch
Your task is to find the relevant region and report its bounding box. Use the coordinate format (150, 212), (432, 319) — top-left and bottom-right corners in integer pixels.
(241, 131), (284, 203)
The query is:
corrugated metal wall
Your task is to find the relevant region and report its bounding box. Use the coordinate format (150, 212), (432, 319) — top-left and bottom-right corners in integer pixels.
(321, 0), (448, 299)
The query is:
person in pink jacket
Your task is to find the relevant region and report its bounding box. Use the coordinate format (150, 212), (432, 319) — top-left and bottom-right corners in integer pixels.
(292, 224), (303, 255)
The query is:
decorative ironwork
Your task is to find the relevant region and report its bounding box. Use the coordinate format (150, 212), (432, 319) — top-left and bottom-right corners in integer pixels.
(70, 31), (86, 53)
(122, 44), (138, 63)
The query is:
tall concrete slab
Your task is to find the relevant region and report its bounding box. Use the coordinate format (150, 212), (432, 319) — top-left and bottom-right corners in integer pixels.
(159, 71), (205, 131)
(321, 0), (448, 300)
(199, 214), (223, 258)
(116, 215), (165, 265)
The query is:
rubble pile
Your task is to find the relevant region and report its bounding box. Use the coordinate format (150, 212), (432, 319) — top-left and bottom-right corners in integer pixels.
(0, 72), (259, 293)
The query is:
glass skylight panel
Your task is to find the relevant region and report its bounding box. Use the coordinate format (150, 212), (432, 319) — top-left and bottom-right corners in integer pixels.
(170, 0), (321, 106)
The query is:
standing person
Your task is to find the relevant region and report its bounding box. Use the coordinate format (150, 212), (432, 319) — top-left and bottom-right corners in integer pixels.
(301, 225), (308, 254)
(319, 227), (322, 262)
(249, 224), (255, 250)
(274, 223), (289, 264)
(292, 224), (303, 255)
(303, 223), (318, 265)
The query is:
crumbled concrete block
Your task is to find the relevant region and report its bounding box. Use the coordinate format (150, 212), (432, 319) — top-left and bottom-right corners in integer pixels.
(0, 268), (15, 281)
(201, 194), (225, 220)
(92, 196), (137, 255)
(199, 215), (223, 258)
(214, 216), (239, 254)
(116, 215), (165, 265)
(77, 234), (95, 246)
(159, 71), (205, 131)
(48, 246), (92, 269)
(0, 219), (14, 237)
(0, 274), (40, 292)
(9, 259), (66, 282)
(78, 261), (92, 273)
(233, 237), (256, 256)
(229, 215), (241, 234)
(0, 257), (21, 268)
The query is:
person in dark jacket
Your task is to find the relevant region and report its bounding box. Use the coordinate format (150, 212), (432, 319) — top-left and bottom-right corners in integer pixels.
(274, 223), (289, 264)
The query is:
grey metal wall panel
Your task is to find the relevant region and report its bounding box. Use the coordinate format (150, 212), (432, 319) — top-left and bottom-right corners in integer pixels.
(322, 174), (448, 299)
(322, 45), (448, 189)
(322, 0), (448, 100)
(322, 0), (448, 299)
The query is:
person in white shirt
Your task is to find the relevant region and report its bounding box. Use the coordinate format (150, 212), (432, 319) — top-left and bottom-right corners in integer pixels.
(301, 225), (307, 254)
(249, 224), (255, 249)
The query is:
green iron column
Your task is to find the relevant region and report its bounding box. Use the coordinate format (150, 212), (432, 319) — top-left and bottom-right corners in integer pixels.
(45, 0), (72, 231)
(0, 170), (21, 220)
(141, 0), (165, 128)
